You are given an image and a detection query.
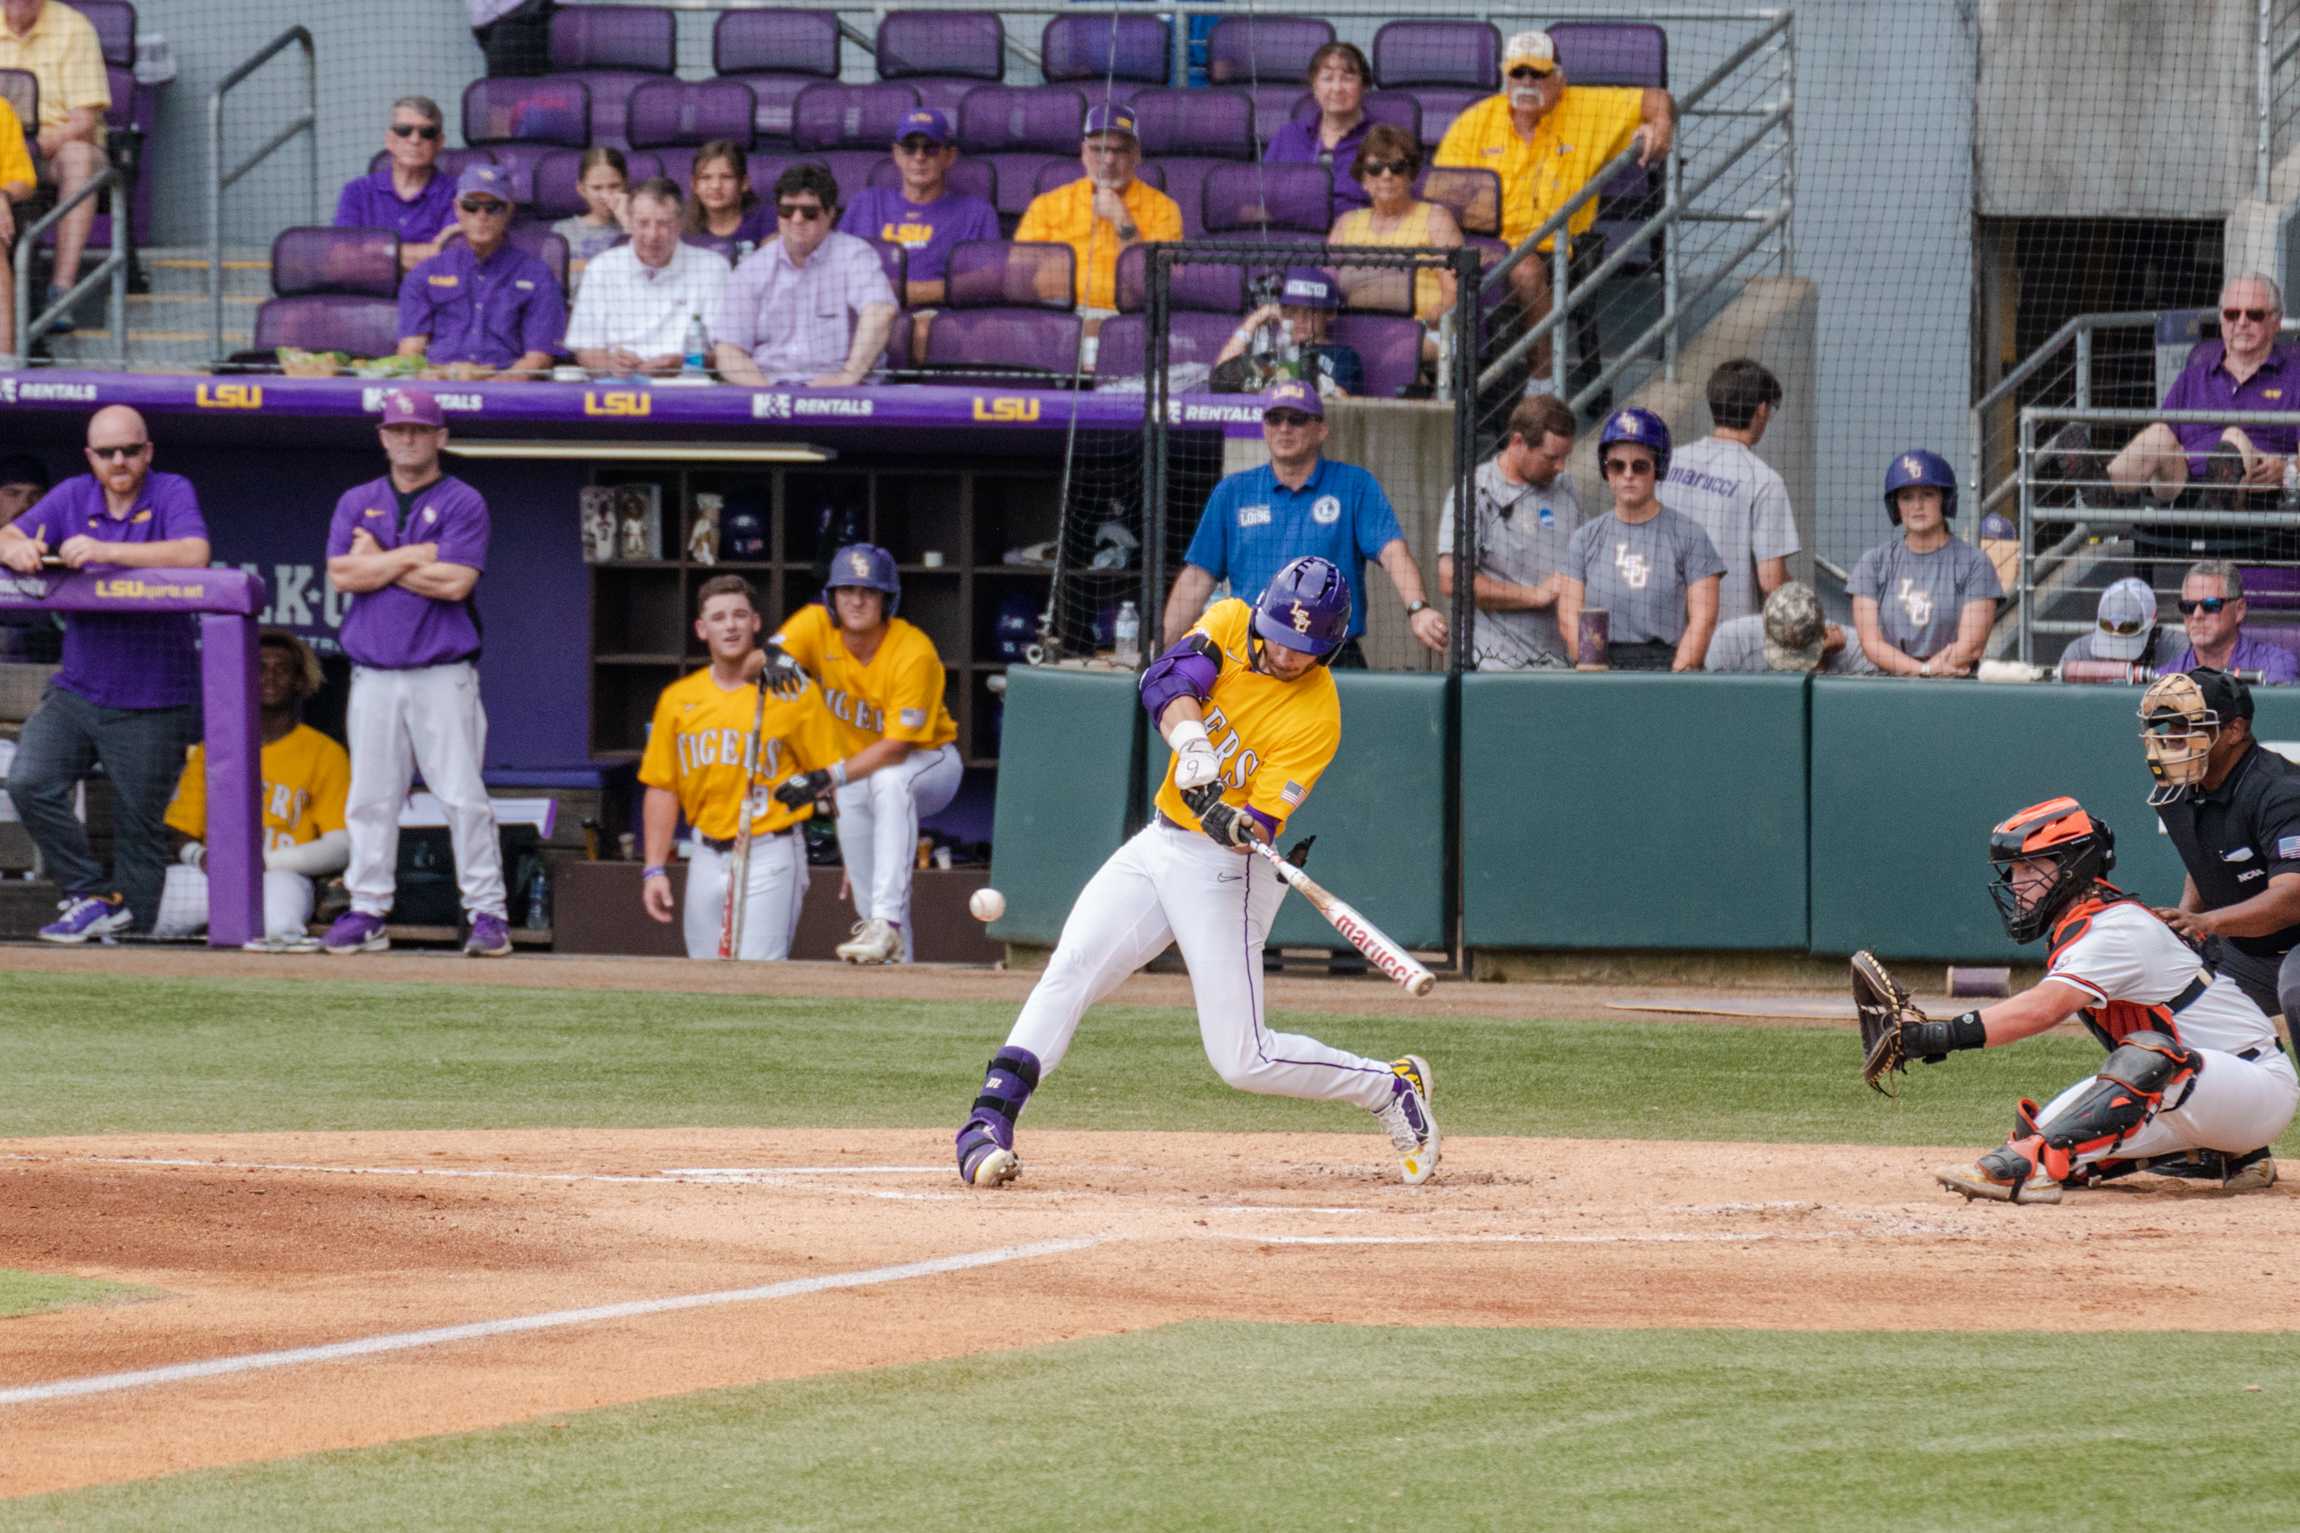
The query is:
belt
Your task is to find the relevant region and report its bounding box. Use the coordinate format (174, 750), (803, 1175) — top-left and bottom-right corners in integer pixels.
(2238, 1041), (2292, 1062)
(2169, 973), (2210, 1012)
(1156, 811), (1189, 833)
(697, 826), (792, 853)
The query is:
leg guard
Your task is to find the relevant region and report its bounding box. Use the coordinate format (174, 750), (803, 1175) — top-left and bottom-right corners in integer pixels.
(1980, 1031), (2199, 1190)
(955, 1047), (1040, 1188)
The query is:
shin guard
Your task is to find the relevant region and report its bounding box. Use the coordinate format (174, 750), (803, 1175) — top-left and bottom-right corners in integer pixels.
(1987, 1031), (2199, 1187)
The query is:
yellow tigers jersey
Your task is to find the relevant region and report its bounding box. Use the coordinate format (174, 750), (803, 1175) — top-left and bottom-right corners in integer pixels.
(770, 603), (959, 755)
(637, 666), (845, 841)
(165, 724), (351, 853)
(1152, 597), (1341, 839)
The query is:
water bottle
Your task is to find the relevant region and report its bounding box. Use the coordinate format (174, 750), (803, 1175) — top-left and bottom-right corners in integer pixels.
(682, 312), (709, 378)
(524, 859), (551, 930)
(1113, 601), (1142, 669)
(2283, 455), (2299, 510)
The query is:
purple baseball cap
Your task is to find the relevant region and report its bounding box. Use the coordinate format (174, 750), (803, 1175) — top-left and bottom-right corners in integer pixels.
(895, 108), (952, 146)
(1262, 379), (1324, 419)
(455, 163), (516, 205)
(1082, 103), (1139, 141)
(380, 387), (445, 428)
(1279, 267), (1340, 310)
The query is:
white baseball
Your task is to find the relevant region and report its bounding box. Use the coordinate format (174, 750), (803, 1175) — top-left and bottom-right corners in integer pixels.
(969, 887), (1007, 922)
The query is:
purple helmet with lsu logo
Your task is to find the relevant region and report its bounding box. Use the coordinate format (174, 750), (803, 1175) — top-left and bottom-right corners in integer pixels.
(822, 542), (900, 618)
(1252, 554), (1351, 663)
(1596, 406), (1672, 479)
(1884, 448), (1957, 525)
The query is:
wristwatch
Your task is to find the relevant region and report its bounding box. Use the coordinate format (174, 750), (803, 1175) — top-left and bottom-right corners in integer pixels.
(1406, 599), (1430, 617)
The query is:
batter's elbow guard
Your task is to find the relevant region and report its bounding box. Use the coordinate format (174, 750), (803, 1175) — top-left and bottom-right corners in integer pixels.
(1139, 634), (1221, 721)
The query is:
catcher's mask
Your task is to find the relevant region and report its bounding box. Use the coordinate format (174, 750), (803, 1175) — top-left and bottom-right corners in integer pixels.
(1987, 796), (2114, 944)
(2138, 669), (2247, 805)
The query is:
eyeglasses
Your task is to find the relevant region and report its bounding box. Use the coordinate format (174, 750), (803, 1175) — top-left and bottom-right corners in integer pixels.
(458, 199), (509, 215)
(390, 123), (442, 141)
(87, 443), (148, 461)
(1507, 66), (1553, 81)
(1602, 457), (1656, 477)
(777, 202), (827, 222)
(1263, 410), (1316, 428)
(1361, 158), (1413, 178)
(2222, 307), (2274, 323)
(2179, 596), (2233, 615)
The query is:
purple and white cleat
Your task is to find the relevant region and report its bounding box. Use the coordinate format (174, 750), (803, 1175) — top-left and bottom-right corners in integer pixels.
(38, 894), (131, 944)
(323, 910), (390, 955)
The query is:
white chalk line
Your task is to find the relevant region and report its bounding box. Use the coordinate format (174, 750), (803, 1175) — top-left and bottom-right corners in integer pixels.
(1202, 1226), (1973, 1247)
(0, 1154), (964, 1202)
(0, 1235), (1105, 1409)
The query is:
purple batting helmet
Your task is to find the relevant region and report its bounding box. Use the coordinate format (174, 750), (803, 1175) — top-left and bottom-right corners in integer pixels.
(1596, 406), (1672, 480)
(1884, 448), (1958, 525)
(1252, 554), (1351, 662)
(823, 541), (901, 617)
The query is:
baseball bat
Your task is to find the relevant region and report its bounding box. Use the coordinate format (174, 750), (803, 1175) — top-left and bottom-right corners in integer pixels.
(718, 652), (772, 960)
(1248, 840), (1435, 997)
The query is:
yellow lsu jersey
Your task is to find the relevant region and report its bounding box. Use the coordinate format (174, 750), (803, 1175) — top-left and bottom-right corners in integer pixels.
(771, 603), (959, 756)
(1152, 597), (1341, 839)
(638, 666), (845, 841)
(165, 723), (351, 853)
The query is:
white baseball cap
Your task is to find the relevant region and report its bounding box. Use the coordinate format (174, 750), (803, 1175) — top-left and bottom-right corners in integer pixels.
(1503, 30), (1559, 75)
(2093, 576), (2157, 662)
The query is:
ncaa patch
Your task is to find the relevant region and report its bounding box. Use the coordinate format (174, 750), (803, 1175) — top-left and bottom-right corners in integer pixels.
(2279, 836), (2300, 860)
(899, 708), (925, 728)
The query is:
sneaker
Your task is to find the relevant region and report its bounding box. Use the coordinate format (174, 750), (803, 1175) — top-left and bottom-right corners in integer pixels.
(38, 893), (130, 944)
(955, 1119), (1020, 1188)
(1373, 1055), (1440, 1185)
(464, 911), (513, 958)
(243, 932), (323, 954)
(322, 910), (390, 955)
(836, 917), (900, 965)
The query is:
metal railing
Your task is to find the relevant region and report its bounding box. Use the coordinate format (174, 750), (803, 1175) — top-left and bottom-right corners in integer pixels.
(1969, 310), (2167, 529)
(11, 165), (128, 362)
(208, 27), (317, 360)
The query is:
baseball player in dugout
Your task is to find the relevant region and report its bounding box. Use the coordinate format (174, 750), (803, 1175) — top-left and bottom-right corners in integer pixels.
(638, 575), (840, 960)
(767, 543), (961, 964)
(951, 555), (1439, 1191)
(154, 631), (351, 951)
(320, 386), (511, 958)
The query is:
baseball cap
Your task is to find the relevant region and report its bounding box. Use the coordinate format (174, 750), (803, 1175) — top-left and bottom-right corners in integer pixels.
(456, 163), (516, 205)
(1503, 29), (1559, 75)
(2092, 576), (2158, 662)
(895, 108), (951, 146)
(2188, 666), (2256, 722)
(379, 387), (445, 428)
(1082, 103), (1139, 141)
(1761, 581), (1826, 672)
(1262, 378), (1324, 419)
(1279, 267), (1340, 310)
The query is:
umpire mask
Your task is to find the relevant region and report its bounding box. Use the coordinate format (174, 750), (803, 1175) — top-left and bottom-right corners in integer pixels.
(2138, 673), (2224, 806)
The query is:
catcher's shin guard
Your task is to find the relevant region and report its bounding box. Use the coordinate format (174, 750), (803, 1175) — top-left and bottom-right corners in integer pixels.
(955, 1047), (1040, 1188)
(1939, 1032), (2199, 1203)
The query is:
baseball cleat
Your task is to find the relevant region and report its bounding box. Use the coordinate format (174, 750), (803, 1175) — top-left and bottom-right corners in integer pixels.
(464, 912), (513, 958)
(242, 933), (323, 954)
(39, 894), (131, 944)
(955, 1120), (1021, 1188)
(1935, 1160), (2063, 1204)
(836, 917), (900, 965)
(322, 910), (390, 955)
(2141, 1147), (2279, 1191)
(1374, 1054), (1440, 1185)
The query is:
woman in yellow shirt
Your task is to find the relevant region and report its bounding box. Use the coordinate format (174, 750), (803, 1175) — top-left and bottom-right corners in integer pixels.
(1327, 124), (1461, 362)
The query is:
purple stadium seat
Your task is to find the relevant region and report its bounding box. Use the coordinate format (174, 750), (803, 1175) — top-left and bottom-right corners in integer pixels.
(1328, 313), (1423, 397)
(67, 1), (156, 252)
(876, 11), (1003, 117)
(1093, 310), (1239, 380)
(1031, 157), (1165, 198)
(865, 237), (909, 297)
(919, 306), (1083, 382)
(1130, 87), (1254, 159)
(959, 85), (1088, 151)
(1546, 21), (1668, 274)
(943, 239), (1074, 310)
(1200, 162), (1331, 236)
(744, 149), (799, 194)
(626, 79), (758, 150)
(526, 148), (662, 221)
(272, 227), (400, 298)
(1288, 89), (1422, 148)
(503, 224), (572, 292)
(864, 153), (996, 207)
(1208, 15), (1332, 145)
(481, 142), (563, 196)
(1040, 14), (1170, 92)
(1115, 245), (1248, 314)
(1373, 20), (1499, 146)
(465, 78), (592, 147)
(0, 69), (32, 141)
(713, 9), (840, 143)
(544, 5), (676, 149)
(2240, 568), (2300, 612)
(1415, 165), (1501, 238)
(2247, 623), (2300, 668)
(791, 81), (925, 149)
(251, 297), (402, 360)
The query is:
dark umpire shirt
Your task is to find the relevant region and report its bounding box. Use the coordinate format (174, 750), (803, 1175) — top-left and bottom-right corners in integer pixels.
(2154, 741), (2300, 960)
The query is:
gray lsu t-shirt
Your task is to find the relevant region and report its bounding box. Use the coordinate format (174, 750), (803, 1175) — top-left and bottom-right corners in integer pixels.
(1659, 436), (1799, 625)
(1846, 536), (2003, 660)
(1703, 614), (1879, 674)
(1563, 506), (1727, 646)
(1436, 458), (1584, 668)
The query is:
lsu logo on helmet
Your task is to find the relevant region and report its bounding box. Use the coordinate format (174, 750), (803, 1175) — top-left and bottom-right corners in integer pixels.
(1290, 601), (1313, 633)
(1902, 454), (1923, 481)
(849, 552), (871, 578)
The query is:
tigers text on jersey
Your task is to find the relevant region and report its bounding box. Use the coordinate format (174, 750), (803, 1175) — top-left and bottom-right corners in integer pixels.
(2045, 896), (2281, 1058)
(771, 603), (959, 756)
(165, 723), (351, 854)
(1152, 597), (1341, 838)
(638, 666), (843, 842)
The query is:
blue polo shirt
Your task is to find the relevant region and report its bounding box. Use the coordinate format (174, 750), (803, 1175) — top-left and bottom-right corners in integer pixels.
(398, 239), (566, 369)
(1182, 456), (1403, 640)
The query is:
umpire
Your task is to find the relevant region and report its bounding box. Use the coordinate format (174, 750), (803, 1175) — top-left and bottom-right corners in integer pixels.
(2146, 667), (2300, 1033)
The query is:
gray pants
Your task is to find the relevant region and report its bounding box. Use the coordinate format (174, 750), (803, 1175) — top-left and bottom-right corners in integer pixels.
(6, 683), (198, 930)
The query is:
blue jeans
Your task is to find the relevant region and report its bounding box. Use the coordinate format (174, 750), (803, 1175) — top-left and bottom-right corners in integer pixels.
(6, 683), (198, 930)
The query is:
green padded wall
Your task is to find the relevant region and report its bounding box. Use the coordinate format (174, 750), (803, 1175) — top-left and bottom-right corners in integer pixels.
(1144, 672), (1452, 951)
(1459, 672), (1810, 949)
(986, 667), (1143, 945)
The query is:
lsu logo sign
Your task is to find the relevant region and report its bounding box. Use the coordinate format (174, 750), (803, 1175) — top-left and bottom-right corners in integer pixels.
(196, 383), (263, 410)
(583, 390), (652, 417)
(972, 396), (1040, 423)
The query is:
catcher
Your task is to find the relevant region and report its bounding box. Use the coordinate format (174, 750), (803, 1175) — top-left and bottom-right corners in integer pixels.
(1854, 795), (2296, 1203)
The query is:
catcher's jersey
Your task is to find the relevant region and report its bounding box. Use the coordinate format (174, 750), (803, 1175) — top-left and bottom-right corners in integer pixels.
(1152, 597), (1341, 839)
(2046, 895), (2281, 1057)
(771, 603), (959, 755)
(638, 666), (842, 841)
(165, 724), (350, 853)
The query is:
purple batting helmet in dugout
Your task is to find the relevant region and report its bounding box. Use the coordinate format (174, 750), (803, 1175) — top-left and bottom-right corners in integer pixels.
(1597, 406), (1671, 479)
(1884, 448), (1958, 525)
(1253, 554), (1351, 660)
(823, 542), (901, 617)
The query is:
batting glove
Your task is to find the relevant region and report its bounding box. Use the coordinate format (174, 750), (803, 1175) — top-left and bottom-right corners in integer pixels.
(1168, 719), (1221, 791)
(1180, 782), (1255, 849)
(758, 644), (811, 701)
(773, 770), (831, 811)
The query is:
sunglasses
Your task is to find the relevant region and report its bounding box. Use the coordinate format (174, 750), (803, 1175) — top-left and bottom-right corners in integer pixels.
(893, 139), (943, 155)
(1263, 410), (1316, 428)
(2179, 596), (2233, 615)
(2098, 615), (2150, 637)
(88, 443), (148, 460)
(1507, 66), (1554, 81)
(2222, 307), (2274, 323)
(1602, 457), (1656, 477)
(458, 198), (508, 215)
(777, 202), (827, 222)
(390, 123), (442, 141)
(1361, 158), (1413, 178)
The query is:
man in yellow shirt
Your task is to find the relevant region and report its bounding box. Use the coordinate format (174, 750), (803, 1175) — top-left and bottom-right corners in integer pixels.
(0, 93), (37, 356)
(1434, 29), (1673, 385)
(1013, 102), (1182, 324)
(0, 0), (111, 334)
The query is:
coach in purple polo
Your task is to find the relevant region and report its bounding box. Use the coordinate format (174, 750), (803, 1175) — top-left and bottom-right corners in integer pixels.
(713, 163), (897, 388)
(840, 108), (999, 307)
(0, 405), (209, 942)
(334, 96), (462, 270)
(322, 387), (511, 957)
(395, 163), (565, 381)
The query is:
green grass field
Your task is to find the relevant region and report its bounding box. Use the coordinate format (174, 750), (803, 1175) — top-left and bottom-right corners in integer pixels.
(0, 1270), (151, 1320)
(4, 969), (2297, 1529)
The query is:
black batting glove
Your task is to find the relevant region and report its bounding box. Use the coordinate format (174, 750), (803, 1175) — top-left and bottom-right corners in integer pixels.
(774, 769), (831, 810)
(759, 644), (810, 701)
(1195, 797), (1255, 849)
(1179, 781), (1223, 819)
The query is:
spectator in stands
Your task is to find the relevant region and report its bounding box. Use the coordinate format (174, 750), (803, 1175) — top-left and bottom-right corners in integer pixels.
(2099, 274), (2300, 510)
(1161, 379), (1447, 666)
(553, 146), (631, 275)
(1330, 124), (1461, 354)
(2154, 561), (2300, 683)
(1211, 267), (1363, 397)
(0, 406), (208, 941)
(0, 450), (46, 524)
(564, 178), (727, 377)
(336, 97), (462, 271)
(0, 91), (32, 357)
(469, 0), (557, 79)
(1015, 104), (1182, 322)
(1704, 580), (1874, 674)
(1849, 449), (2001, 677)
(1433, 29), (1673, 389)
(682, 140), (772, 265)
(1556, 407), (1723, 671)
(2057, 576), (2183, 674)
(1660, 358), (1797, 625)
(712, 164), (896, 389)
(396, 164), (565, 381)
(1264, 42), (1377, 216)
(0, 0), (110, 333)
(841, 108), (999, 307)
(0, 451), (55, 658)
(1436, 394), (1581, 669)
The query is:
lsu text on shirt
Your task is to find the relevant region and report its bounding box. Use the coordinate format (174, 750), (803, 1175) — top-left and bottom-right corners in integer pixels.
(1152, 597), (1340, 840)
(165, 723), (351, 852)
(770, 603), (959, 756)
(2046, 895), (2281, 1059)
(638, 667), (844, 841)
(1432, 87), (1644, 249)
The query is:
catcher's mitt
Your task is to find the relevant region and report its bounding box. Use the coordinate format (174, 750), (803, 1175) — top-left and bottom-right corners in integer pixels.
(1851, 949), (1927, 1095)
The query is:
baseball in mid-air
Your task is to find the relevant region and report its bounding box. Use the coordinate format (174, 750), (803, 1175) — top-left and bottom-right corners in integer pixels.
(969, 887), (1006, 922)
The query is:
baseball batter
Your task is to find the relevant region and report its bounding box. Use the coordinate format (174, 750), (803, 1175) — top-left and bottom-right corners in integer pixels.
(638, 575), (841, 959)
(321, 387), (509, 958)
(1926, 796), (2295, 1203)
(769, 543), (961, 965)
(154, 631), (350, 950)
(951, 555), (1439, 1189)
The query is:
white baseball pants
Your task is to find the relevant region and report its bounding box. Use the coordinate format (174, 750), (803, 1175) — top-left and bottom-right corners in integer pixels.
(2044, 1046), (2298, 1163)
(681, 832), (807, 960)
(1004, 820), (1398, 1109)
(833, 742), (961, 961)
(152, 865), (316, 941)
(343, 662), (506, 920)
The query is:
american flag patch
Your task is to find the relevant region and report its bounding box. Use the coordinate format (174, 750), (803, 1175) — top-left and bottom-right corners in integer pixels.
(1280, 780), (1305, 806)
(900, 708), (925, 728)
(2280, 835), (2300, 860)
